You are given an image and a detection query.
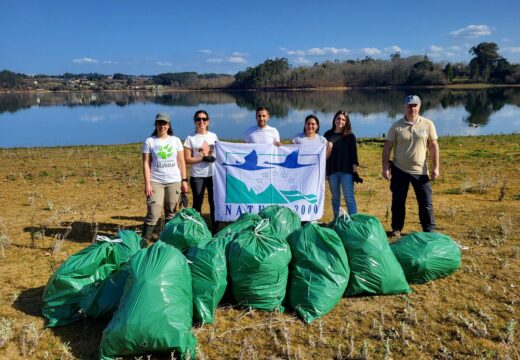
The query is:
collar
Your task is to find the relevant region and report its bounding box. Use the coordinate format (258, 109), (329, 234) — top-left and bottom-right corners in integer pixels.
(403, 116), (421, 125)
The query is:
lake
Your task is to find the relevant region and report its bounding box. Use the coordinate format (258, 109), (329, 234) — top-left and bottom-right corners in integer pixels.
(1, 88), (519, 148)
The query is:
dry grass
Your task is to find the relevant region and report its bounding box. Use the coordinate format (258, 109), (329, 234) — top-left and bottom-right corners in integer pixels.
(0, 135), (519, 359)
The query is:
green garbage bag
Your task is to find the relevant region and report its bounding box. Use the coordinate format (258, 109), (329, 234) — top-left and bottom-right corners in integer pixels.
(287, 223), (350, 323)
(215, 213), (262, 242)
(332, 213), (411, 296)
(259, 205), (301, 239)
(186, 238), (228, 324)
(80, 263), (130, 319)
(227, 219), (291, 311)
(42, 230), (142, 327)
(99, 241), (197, 360)
(160, 208), (212, 253)
(390, 232), (462, 284)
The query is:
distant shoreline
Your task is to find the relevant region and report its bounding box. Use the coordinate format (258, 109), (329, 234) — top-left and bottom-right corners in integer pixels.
(2, 83), (520, 94)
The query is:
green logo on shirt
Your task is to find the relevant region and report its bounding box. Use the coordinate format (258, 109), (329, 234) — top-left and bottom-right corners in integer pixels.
(157, 144), (173, 159)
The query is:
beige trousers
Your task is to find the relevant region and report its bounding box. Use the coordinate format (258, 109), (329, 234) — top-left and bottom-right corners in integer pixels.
(145, 182), (181, 225)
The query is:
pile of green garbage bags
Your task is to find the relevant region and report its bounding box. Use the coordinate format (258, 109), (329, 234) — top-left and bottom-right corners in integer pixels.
(42, 206), (464, 358)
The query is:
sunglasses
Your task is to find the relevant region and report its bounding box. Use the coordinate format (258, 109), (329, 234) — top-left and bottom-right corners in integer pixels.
(195, 117), (209, 122)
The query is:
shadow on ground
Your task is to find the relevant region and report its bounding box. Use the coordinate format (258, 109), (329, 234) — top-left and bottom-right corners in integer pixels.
(23, 221), (139, 243)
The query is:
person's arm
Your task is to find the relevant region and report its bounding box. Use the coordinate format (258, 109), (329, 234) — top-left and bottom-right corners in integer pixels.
(184, 147), (203, 165)
(428, 139), (440, 180)
(142, 153), (153, 197)
(351, 134), (359, 172)
(273, 128), (282, 146)
(177, 151), (189, 193)
(382, 141), (393, 180)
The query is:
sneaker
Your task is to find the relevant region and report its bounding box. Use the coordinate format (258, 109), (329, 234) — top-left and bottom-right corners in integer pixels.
(391, 230), (401, 239)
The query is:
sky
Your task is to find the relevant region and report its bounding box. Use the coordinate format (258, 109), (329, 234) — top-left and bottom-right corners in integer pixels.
(1, 0), (520, 76)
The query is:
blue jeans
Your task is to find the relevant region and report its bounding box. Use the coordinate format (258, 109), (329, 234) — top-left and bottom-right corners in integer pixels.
(328, 172), (357, 219)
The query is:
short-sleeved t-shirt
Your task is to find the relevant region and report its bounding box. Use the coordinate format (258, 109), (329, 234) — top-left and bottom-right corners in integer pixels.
(387, 116), (438, 175)
(244, 125), (280, 144)
(183, 131), (219, 177)
(291, 133), (328, 145)
(142, 135), (184, 183)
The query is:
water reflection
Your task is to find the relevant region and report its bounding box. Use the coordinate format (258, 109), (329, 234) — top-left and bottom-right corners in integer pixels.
(0, 88), (519, 147)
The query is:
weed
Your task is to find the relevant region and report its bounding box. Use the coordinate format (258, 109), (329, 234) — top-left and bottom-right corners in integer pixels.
(498, 182), (506, 201)
(505, 319), (516, 344)
(52, 225), (72, 255)
(19, 322), (41, 357)
(0, 317), (14, 348)
(10, 290), (20, 304)
(0, 218), (11, 257)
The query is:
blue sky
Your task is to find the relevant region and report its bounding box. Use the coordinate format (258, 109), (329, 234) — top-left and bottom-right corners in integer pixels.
(2, 0), (519, 75)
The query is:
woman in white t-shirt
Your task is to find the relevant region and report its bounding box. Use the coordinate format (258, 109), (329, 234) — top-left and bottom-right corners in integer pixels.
(141, 112), (188, 242)
(184, 110), (219, 233)
(292, 114), (333, 157)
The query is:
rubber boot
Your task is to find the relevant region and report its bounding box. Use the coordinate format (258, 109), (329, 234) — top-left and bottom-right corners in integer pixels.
(141, 224), (155, 247)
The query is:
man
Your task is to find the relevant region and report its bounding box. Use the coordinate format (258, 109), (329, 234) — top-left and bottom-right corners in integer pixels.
(244, 107), (281, 145)
(382, 95), (439, 238)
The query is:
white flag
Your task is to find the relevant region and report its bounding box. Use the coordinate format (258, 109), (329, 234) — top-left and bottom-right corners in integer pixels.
(214, 141), (326, 221)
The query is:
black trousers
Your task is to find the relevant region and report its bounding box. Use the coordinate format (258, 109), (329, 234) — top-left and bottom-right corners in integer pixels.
(190, 176), (217, 231)
(390, 164), (435, 232)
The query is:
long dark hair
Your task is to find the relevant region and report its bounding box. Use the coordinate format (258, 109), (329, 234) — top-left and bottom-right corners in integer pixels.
(303, 114), (320, 135)
(151, 120), (174, 137)
(193, 109), (210, 131)
(330, 110), (352, 137)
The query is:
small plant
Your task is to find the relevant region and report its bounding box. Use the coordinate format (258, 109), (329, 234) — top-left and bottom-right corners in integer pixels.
(19, 322), (41, 357)
(505, 319), (517, 344)
(0, 317), (14, 348)
(498, 182), (506, 201)
(0, 218), (10, 258)
(52, 226), (72, 255)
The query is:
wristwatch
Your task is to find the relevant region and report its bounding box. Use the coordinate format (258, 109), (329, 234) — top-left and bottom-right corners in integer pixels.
(182, 178), (188, 182)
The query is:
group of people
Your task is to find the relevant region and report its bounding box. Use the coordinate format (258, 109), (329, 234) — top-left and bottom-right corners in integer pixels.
(141, 95), (439, 242)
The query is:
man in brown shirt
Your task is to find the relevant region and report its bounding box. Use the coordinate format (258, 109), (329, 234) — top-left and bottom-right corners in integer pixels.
(382, 95), (440, 238)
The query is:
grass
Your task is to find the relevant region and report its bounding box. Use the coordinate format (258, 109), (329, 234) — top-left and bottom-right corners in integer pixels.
(0, 134), (519, 359)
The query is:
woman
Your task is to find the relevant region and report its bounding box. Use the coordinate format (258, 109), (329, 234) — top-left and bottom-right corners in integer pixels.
(323, 110), (359, 219)
(141, 112), (188, 242)
(292, 114), (333, 156)
(184, 110), (219, 233)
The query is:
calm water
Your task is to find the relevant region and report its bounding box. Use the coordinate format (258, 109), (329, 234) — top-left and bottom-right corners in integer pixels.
(1, 88), (519, 148)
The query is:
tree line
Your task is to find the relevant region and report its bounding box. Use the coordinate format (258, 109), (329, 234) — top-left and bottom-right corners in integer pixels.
(1, 42), (519, 91)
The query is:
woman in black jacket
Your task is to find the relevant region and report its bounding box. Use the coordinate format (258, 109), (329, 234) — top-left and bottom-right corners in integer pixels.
(323, 110), (359, 219)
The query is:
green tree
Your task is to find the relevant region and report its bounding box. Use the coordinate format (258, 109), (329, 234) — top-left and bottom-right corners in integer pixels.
(468, 42), (505, 82)
(0, 70), (20, 88)
(444, 63), (455, 81)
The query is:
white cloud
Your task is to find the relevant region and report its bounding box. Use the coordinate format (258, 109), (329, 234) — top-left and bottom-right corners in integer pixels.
(198, 49), (212, 54)
(80, 115), (105, 122)
(232, 51), (248, 57)
(504, 47), (520, 53)
(427, 45), (458, 58)
(206, 58), (223, 63)
(280, 46), (349, 56)
(450, 25), (491, 38)
(73, 57), (98, 64)
(288, 49), (305, 56)
(103, 60), (118, 64)
(384, 45), (402, 53)
(361, 47), (382, 56)
(294, 57), (312, 65)
(156, 61), (173, 66)
(227, 56), (247, 64)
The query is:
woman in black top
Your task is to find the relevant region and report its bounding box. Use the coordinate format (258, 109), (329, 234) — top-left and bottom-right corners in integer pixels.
(323, 110), (359, 219)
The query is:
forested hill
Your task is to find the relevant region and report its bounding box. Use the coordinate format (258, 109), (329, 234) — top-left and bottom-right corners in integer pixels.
(1, 42), (519, 91)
